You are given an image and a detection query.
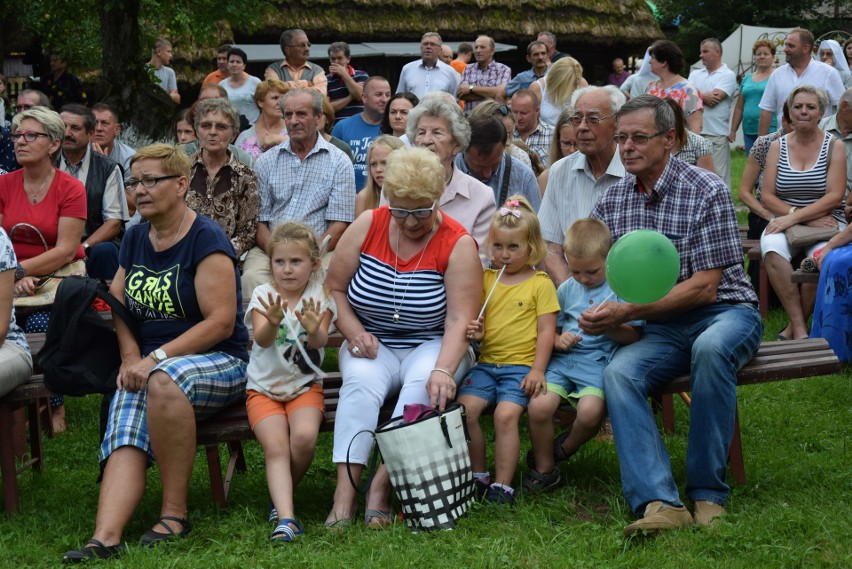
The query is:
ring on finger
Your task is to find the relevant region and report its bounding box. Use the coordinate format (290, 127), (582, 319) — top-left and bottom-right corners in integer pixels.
(351, 346), (361, 356)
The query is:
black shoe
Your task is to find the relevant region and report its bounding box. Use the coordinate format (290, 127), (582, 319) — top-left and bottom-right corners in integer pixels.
(525, 430), (574, 470)
(139, 516), (192, 547)
(63, 539), (125, 563)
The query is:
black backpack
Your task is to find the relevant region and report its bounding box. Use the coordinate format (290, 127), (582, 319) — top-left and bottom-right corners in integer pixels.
(38, 276), (139, 396)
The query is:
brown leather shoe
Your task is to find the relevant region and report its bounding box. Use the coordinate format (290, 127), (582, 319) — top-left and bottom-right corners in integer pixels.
(693, 500), (724, 527)
(624, 500), (694, 535)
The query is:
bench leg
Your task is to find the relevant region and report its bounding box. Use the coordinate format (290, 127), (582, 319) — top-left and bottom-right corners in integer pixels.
(0, 404), (21, 515)
(660, 394), (675, 434)
(757, 258), (768, 318)
(206, 445), (227, 509)
(27, 400), (45, 473)
(728, 408), (746, 485)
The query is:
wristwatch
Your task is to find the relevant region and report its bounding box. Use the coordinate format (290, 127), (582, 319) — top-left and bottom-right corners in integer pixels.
(149, 348), (168, 363)
(788, 206), (798, 216)
(14, 263), (26, 281)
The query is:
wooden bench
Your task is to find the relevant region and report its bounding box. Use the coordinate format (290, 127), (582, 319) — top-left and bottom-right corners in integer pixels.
(657, 338), (841, 485)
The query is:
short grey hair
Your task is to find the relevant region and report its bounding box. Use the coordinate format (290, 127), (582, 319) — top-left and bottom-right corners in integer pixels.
(840, 87), (852, 107)
(194, 98), (240, 132)
(12, 106), (66, 143)
(422, 32), (442, 44)
(616, 95), (675, 133)
(786, 84), (830, 114)
(18, 89), (51, 108)
(406, 91), (471, 150)
(280, 87), (324, 116)
(571, 85), (626, 115)
(701, 38), (723, 54)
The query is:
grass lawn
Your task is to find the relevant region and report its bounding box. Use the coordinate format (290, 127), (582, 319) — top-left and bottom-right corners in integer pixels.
(1, 151), (849, 567)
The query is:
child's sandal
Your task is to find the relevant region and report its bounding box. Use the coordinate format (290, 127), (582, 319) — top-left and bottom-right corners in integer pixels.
(522, 467), (563, 494)
(271, 518), (304, 543)
(525, 430), (574, 470)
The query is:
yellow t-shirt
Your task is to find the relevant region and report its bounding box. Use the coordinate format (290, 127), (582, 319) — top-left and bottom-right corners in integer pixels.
(478, 269), (560, 366)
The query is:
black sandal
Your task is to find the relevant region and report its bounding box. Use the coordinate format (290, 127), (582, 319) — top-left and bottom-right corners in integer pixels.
(525, 430), (574, 470)
(522, 467), (564, 494)
(62, 538), (125, 563)
(139, 515), (192, 547)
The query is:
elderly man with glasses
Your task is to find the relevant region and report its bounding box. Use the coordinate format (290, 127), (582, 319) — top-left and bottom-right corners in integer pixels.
(538, 86), (626, 286)
(583, 94), (761, 534)
(264, 29), (327, 96)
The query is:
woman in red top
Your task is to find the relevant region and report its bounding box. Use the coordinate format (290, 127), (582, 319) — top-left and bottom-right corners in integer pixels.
(0, 106), (86, 432)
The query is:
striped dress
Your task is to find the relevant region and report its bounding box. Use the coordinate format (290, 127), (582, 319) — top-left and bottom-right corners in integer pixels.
(347, 206), (468, 349)
(776, 132), (846, 224)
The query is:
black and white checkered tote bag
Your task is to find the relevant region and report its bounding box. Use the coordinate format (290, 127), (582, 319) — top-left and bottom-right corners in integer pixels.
(375, 403), (475, 531)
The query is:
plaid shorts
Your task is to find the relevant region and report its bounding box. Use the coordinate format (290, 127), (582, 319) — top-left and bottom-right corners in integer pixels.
(99, 352), (247, 463)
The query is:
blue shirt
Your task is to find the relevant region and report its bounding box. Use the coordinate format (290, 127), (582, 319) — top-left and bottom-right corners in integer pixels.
(118, 214), (249, 360)
(505, 68), (545, 98)
(0, 128), (19, 174)
(454, 152), (541, 211)
(331, 114), (381, 191)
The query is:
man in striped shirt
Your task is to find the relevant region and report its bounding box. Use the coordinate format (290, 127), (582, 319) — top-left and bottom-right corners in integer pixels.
(538, 86), (626, 286)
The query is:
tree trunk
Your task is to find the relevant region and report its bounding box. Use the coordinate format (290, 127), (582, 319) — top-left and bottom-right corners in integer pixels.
(97, 0), (174, 140)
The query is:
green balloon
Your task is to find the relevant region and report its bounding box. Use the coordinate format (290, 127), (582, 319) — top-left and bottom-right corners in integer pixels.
(605, 230), (680, 304)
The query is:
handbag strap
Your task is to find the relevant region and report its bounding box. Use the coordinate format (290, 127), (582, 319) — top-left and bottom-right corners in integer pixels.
(345, 429), (382, 494)
(497, 155), (512, 205)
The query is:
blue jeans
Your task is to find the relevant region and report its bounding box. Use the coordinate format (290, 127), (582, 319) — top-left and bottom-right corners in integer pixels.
(743, 133), (757, 156)
(603, 303), (763, 515)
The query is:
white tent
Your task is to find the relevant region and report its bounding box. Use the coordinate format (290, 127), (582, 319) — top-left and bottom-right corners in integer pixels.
(690, 24), (797, 75)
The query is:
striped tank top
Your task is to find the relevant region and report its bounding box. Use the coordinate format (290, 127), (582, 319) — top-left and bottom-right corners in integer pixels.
(776, 132), (845, 224)
(347, 206), (468, 349)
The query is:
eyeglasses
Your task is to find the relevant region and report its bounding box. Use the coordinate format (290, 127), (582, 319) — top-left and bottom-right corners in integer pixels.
(198, 121), (233, 131)
(10, 131), (50, 143)
(14, 104), (34, 113)
(613, 131), (668, 146)
(286, 42), (311, 49)
(569, 113), (613, 126)
(125, 175), (180, 191)
(494, 105), (511, 117)
(388, 201), (437, 219)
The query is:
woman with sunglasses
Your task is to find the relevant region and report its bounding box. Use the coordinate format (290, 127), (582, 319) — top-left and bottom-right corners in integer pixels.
(0, 106), (86, 432)
(324, 147), (481, 529)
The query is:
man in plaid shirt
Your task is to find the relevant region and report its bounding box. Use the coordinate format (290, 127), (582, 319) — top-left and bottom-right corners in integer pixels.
(458, 35), (511, 116)
(582, 95), (762, 535)
(240, 88), (355, 298)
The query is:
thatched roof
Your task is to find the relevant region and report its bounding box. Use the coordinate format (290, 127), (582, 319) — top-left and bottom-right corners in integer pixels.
(254, 0), (662, 46)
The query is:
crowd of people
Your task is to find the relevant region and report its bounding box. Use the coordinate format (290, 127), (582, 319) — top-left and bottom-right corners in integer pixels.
(0, 25), (850, 562)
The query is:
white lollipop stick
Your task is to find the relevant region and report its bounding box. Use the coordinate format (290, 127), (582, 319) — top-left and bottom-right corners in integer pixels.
(591, 290), (616, 313)
(477, 265), (506, 320)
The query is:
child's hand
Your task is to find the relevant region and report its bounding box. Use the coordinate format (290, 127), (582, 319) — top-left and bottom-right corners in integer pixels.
(520, 369), (547, 398)
(294, 296), (323, 335)
(466, 316), (484, 341)
(256, 292), (288, 327)
(554, 331), (582, 352)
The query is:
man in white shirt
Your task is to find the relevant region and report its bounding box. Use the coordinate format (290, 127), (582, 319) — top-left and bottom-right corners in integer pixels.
(538, 86), (627, 286)
(688, 38), (738, 189)
(758, 28), (844, 135)
(396, 32), (461, 99)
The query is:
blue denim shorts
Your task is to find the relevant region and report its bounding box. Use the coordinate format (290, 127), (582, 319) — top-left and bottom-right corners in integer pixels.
(544, 351), (607, 403)
(458, 363), (530, 407)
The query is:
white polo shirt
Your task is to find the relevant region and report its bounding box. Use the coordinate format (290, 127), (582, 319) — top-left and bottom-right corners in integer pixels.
(758, 60), (845, 120)
(688, 64), (738, 136)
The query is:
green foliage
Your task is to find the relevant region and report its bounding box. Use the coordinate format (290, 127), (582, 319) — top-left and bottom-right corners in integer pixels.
(655, 0), (830, 61)
(8, 0), (272, 70)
